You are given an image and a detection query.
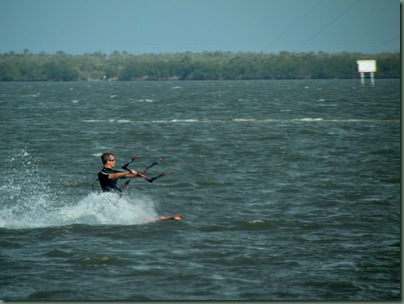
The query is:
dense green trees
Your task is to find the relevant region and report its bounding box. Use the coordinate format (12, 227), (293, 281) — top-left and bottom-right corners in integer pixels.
(0, 50), (400, 81)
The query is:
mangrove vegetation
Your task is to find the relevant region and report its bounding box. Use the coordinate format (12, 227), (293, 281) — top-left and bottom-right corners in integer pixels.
(0, 50), (400, 81)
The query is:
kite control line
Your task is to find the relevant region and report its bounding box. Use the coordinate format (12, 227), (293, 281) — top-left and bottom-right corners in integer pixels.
(142, 162), (158, 174)
(122, 156), (139, 170)
(121, 179), (131, 188)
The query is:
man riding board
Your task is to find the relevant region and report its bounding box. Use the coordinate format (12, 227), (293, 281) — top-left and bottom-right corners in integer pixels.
(98, 152), (146, 194)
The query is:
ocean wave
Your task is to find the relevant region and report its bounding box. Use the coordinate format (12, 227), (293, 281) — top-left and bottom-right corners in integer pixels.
(82, 118), (399, 124)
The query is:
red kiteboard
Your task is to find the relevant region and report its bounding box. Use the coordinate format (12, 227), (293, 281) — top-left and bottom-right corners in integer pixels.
(146, 215), (182, 223)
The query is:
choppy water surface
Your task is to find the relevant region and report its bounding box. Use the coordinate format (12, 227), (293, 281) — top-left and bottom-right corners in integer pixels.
(0, 80), (400, 300)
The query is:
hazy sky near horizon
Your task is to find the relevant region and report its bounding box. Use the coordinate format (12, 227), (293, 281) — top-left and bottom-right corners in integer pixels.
(0, 0), (400, 55)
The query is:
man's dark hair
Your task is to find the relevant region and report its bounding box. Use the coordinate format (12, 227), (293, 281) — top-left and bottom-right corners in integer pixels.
(101, 152), (114, 164)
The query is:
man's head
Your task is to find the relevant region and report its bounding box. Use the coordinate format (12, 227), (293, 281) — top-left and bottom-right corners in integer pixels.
(101, 152), (116, 167)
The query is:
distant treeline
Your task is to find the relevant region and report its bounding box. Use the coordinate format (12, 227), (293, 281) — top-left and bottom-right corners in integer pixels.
(0, 50), (400, 81)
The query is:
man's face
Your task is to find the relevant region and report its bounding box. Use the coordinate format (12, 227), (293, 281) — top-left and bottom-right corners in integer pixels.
(106, 156), (116, 168)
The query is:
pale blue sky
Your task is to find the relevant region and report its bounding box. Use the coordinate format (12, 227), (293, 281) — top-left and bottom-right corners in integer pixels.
(0, 0), (400, 54)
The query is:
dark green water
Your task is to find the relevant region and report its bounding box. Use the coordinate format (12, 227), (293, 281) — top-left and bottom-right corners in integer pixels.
(0, 80), (400, 300)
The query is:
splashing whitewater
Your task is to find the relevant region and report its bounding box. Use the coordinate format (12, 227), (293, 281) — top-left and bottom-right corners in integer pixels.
(0, 148), (159, 229)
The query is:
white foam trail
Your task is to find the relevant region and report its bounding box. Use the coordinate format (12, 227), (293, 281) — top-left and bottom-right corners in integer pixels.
(0, 191), (159, 229)
(59, 192), (159, 226)
(0, 148), (159, 229)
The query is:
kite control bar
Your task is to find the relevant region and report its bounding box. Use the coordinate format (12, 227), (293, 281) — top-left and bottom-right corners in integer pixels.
(122, 156), (166, 183)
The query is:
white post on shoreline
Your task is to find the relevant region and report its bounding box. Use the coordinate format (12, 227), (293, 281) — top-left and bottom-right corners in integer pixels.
(360, 72), (365, 86)
(370, 72), (375, 86)
(357, 60), (377, 86)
